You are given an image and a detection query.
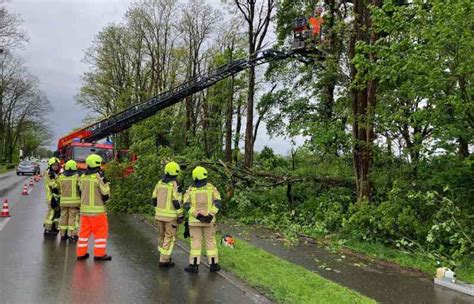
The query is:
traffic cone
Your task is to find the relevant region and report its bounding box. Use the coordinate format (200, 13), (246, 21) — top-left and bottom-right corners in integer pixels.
(29, 178), (34, 186)
(21, 184), (29, 195)
(1, 199), (11, 217)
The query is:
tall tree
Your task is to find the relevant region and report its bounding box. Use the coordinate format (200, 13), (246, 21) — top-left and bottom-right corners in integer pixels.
(233, 0), (276, 167)
(349, 0), (382, 201)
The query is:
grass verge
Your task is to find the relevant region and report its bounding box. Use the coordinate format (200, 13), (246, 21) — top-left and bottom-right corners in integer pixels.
(216, 237), (374, 304)
(0, 164), (14, 174)
(342, 239), (474, 284)
(143, 214), (374, 304)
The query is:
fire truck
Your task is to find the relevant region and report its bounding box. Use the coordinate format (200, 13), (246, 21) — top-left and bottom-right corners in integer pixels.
(56, 17), (323, 171)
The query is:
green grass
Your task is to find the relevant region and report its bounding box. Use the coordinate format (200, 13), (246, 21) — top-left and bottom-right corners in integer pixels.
(216, 238), (374, 304)
(0, 164), (15, 174)
(342, 239), (474, 284)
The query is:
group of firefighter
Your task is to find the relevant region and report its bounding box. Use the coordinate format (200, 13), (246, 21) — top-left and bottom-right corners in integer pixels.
(43, 155), (221, 273)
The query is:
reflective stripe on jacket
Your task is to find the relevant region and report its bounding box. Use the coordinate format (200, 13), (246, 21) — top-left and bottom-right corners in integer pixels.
(59, 174), (81, 206)
(79, 173), (110, 215)
(184, 183), (221, 226)
(152, 180), (182, 221)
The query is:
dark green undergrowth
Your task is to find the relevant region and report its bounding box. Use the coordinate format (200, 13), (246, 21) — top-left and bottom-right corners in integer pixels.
(0, 163), (15, 174)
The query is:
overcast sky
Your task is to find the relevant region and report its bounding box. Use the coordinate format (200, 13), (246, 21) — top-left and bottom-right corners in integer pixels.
(7, 0), (302, 155)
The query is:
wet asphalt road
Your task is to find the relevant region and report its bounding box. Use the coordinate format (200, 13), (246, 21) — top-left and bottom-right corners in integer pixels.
(0, 170), (261, 304)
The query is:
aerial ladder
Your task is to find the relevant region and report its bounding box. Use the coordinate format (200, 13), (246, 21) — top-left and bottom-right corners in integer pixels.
(57, 17), (323, 169)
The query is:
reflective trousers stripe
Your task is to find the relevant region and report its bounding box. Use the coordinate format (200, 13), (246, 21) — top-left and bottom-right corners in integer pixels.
(94, 244), (106, 248)
(77, 244), (88, 247)
(190, 249), (201, 256)
(206, 249), (218, 256)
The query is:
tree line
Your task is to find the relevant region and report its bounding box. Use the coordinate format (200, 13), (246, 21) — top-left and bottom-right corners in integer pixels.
(81, 0), (472, 262)
(0, 1), (51, 164)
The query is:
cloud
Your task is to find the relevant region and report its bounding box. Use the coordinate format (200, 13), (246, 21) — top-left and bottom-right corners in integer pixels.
(7, 0), (131, 148)
(6, 0), (299, 155)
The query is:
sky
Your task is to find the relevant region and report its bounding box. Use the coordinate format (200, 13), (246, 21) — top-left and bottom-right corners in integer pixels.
(6, 0), (303, 156)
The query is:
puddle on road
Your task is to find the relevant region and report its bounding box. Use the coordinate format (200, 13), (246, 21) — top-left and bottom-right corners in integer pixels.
(218, 222), (473, 304)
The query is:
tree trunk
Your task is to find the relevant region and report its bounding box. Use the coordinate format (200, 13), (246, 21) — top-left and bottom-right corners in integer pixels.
(349, 0), (381, 201)
(244, 3), (256, 168)
(233, 100), (242, 163)
(225, 74), (235, 163)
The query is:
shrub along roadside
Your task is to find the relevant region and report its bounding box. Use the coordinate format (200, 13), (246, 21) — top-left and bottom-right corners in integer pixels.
(0, 163), (16, 174)
(142, 214), (374, 304)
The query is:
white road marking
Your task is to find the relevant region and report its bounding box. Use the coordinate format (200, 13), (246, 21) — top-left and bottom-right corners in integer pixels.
(0, 217), (12, 231)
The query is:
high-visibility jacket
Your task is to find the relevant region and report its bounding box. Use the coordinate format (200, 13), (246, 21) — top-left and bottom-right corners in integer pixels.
(58, 172), (81, 207)
(308, 16), (324, 36)
(152, 179), (183, 222)
(44, 169), (59, 202)
(79, 172), (110, 215)
(184, 183), (221, 227)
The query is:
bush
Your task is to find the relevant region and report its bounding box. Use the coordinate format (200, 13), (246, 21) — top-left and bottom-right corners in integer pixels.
(342, 185), (473, 260)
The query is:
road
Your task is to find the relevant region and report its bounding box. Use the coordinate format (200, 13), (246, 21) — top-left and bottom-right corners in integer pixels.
(0, 169), (264, 304)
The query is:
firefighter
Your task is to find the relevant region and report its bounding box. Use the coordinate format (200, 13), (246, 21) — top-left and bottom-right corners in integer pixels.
(43, 157), (61, 236)
(76, 154), (112, 261)
(308, 6), (324, 40)
(58, 160), (81, 242)
(151, 161), (184, 268)
(183, 166), (222, 273)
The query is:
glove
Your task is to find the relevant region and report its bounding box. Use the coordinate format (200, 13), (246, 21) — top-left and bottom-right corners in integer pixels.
(101, 194), (110, 202)
(196, 213), (207, 223)
(172, 200), (180, 210)
(99, 171), (108, 183)
(177, 216), (184, 224)
(51, 197), (59, 209)
(52, 188), (59, 195)
(178, 184), (184, 193)
(151, 198), (156, 206)
(204, 214), (214, 223)
(183, 221), (190, 238)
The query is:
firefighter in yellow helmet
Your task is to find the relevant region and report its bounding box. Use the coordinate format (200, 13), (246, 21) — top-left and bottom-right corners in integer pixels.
(43, 157), (61, 236)
(151, 161), (184, 267)
(76, 154), (112, 261)
(183, 166), (222, 273)
(58, 160), (81, 242)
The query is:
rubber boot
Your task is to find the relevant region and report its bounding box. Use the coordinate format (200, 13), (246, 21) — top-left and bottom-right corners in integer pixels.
(77, 253), (90, 260)
(43, 229), (52, 236)
(185, 258), (199, 274)
(210, 258), (221, 272)
(61, 234), (68, 241)
(69, 236), (78, 243)
(94, 255), (112, 261)
(159, 259), (175, 268)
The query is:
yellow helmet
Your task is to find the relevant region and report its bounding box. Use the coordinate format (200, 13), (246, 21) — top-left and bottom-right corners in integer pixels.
(86, 154), (103, 168)
(192, 166), (208, 181)
(164, 161), (180, 176)
(65, 160), (77, 171)
(48, 157), (60, 166)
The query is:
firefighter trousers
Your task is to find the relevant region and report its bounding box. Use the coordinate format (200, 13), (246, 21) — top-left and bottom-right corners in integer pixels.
(43, 204), (60, 231)
(157, 220), (178, 262)
(77, 214), (108, 257)
(59, 206), (79, 237)
(189, 224), (218, 265)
